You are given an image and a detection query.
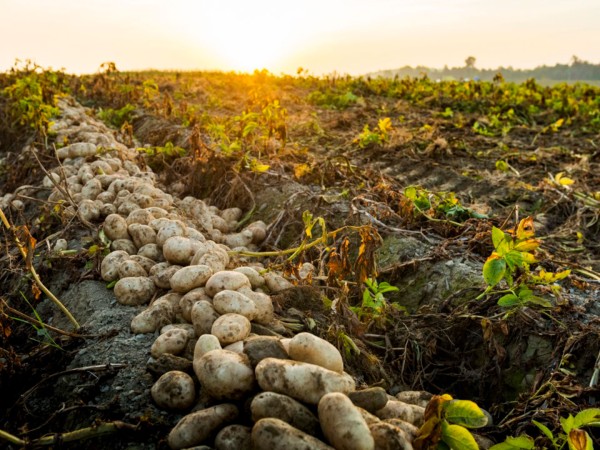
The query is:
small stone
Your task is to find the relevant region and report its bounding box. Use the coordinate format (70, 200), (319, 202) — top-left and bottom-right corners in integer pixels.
(348, 387), (389, 413)
(243, 336), (289, 368)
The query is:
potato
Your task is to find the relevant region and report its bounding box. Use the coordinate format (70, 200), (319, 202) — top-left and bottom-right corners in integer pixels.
(374, 401), (414, 423)
(205, 271), (251, 297)
(151, 328), (190, 358)
(288, 332), (344, 373)
(234, 267), (265, 289)
(223, 229), (253, 248)
(118, 259), (148, 278)
(167, 404), (239, 450)
(111, 238), (137, 255)
(212, 215), (232, 233)
(238, 288), (274, 325)
(193, 349), (255, 400)
(220, 207), (243, 223)
(156, 220), (187, 247)
(152, 264), (183, 289)
(146, 206), (168, 219)
(384, 419), (419, 441)
(395, 391), (433, 409)
(186, 227), (206, 242)
(118, 201), (143, 216)
(79, 199), (100, 222)
(163, 236), (202, 265)
(128, 254), (156, 273)
(131, 301), (174, 334)
(251, 391), (320, 436)
(127, 223), (157, 248)
(96, 190), (116, 204)
(180, 288), (212, 322)
(369, 422), (413, 450)
(191, 300), (220, 336)
(186, 198), (213, 232)
(223, 340), (244, 353)
(169, 265), (213, 293)
(161, 323), (195, 338)
(80, 178), (103, 200)
(215, 424), (252, 450)
(251, 418), (333, 450)
(151, 370), (196, 411)
(194, 333), (222, 359)
(149, 217), (171, 231)
(245, 220), (267, 244)
(100, 250), (130, 282)
(100, 203), (117, 217)
(243, 336), (289, 368)
(137, 243), (163, 261)
(255, 358), (355, 405)
(213, 290), (257, 320)
(114, 276), (156, 305)
(196, 249), (229, 273)
(318, 392), (374, 450)
(211, 313), (252, 345)
(264, 272), (293, 293)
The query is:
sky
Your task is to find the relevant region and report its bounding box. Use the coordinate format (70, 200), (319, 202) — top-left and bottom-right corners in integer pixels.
(0, 0), (598, 75)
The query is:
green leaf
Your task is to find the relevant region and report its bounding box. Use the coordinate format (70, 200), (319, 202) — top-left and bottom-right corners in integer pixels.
(483, 257), (506, 287)
(561, 414), (576, 434)
(524, 295), (552, 307)
(491, 227), (507, 250)
(498, 293), (521, 307)
(441, 421), (479, 450)
(533, 420), (555, 443)
(443, 400), (489, 428)
(573, 408), (600, 428)
(405, 186), (417, 201)
(489, 435), (535, 449)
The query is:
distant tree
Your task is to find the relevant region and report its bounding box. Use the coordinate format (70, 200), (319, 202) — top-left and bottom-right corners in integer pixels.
(465, 56), (476, 68)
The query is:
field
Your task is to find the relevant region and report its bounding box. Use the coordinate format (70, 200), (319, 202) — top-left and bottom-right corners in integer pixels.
(0, 62), (599, 448)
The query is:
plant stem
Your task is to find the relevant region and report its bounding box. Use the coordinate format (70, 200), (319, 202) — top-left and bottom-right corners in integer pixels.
(0, 208), (80, 330)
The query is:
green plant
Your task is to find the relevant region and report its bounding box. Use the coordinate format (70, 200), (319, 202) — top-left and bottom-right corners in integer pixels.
(355, 117), (392, 148)
(490, 408), (600, 449)
(350, 277), (402, 322)
(97, 103), (135, 128)
(137, 141), (187, 171)
(403, 186), (487, 225)
(414, 394), (489, 450)
(479, 217), (570, 306)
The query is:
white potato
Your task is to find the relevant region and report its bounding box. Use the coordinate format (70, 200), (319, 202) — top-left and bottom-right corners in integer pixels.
(156, 220), (187, 247)
(318, 392), (374, 450)
(191, 300), (220, 337)
(214, 424), (252, 450)
(114, 276), (156, 305)
(167, 404), (238, 450)
(110, 238), (137, 255)
(152, 264), (183, 289)
(194, 333), (222, 360)
(233, 266), (265, 289)
(118, 259), (148, 278)
(251, 418), (334, 450)
(100, 250), (130, 282)
(375, 401), (414, 424)
(137, 243), (163, 262)
(151, 328), (190, 358)
(131, 301), (175, 334)
(264, 272), (293, 293)
(163, 236), (201, 265)
(169, 265), (213, 293)
(288, 332), (344, 373)
(126, 208), (155, 226)
(250, 391), (320, 436)
(212, 290), (257, 320)
(211, 313), (251, 345)
(151, 370), (196, 411)
(193, 349), (254, 400)
(205, 271), (251, 297)
(179, 288), (212, 322)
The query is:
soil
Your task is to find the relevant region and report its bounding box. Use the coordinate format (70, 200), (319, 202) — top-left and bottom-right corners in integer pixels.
(1, 71), (599, 449)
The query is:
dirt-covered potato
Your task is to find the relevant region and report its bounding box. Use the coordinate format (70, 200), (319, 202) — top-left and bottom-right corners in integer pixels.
(369, 422), (413, 450)
(220, 207), (242, 223)
(126, 208), (155, 226)
(79, 199), (100, 222)
(233, 266), (265, 289)
(214, 424), (252, 450)
(131, 301), (175, 334)
(137, 243), (163, 262)
(318, 392), (374, 450)
(238, 288), (274, 325)
(156, 220), (187, 247)
(250, 391), (320, 436)
(205, 271), (251, 297)
(193, 349), (255, 400)
(195, 249), (229, 273)
(245, 220), (267, 244)
(211, 313), (251, 345)
(384, 419), (419, 441)
(169, 265), (213, 293)
(194, 333), (222, 359)
(179, 288), (212, 322)
(251, 418), (333, 450)
(395, 391), (433, 409)
(375, 401), (414, 423)
(167, 404), (238, 450)
(191, 300), (220, 336)
(152, 264), (183, 289)
(151, 370), (196, 411)
(151, 328), (190, 358)
(223, 229), (253, 248)
(111, 238), (137, 255)
(128, 254), (156, 273)
(128, 223), (157, 248)
(118, 259), (148, 278)
(114, 276), (156, 305)
(163, 236), (202, 265)
(101, 250), (130, 282)
(212, 290), (257, 320)
(263, 271), (293, 293)
(288, 332), (344, 373)
(211, 215), (232, 233)
(255, 358), (356, 405)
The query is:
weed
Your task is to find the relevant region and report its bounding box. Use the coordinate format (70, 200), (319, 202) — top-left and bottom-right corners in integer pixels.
(350, 278), (403, 323)
(355, 117), (393, 148)
(97, 103), (136, 128)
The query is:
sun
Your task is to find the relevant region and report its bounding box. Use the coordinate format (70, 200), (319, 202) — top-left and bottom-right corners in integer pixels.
(183, 1), (309, 72)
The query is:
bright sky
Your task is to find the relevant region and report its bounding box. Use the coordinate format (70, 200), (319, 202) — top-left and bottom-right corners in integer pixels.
(1, 0), (598, 75)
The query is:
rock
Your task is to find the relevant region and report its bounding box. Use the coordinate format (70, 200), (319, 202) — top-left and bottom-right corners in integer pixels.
(147, 354), (193, 377)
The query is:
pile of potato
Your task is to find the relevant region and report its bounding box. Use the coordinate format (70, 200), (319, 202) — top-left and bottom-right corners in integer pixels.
(41, 97), (438, 450)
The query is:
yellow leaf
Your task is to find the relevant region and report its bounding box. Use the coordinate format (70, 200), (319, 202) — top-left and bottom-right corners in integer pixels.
(514, 217), (535, 241)
(556, 172), (575, 186)
(294, 163), (311, 179)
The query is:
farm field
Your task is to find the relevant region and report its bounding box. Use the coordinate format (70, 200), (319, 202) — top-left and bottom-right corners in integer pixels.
(0, 63), (599, 449)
